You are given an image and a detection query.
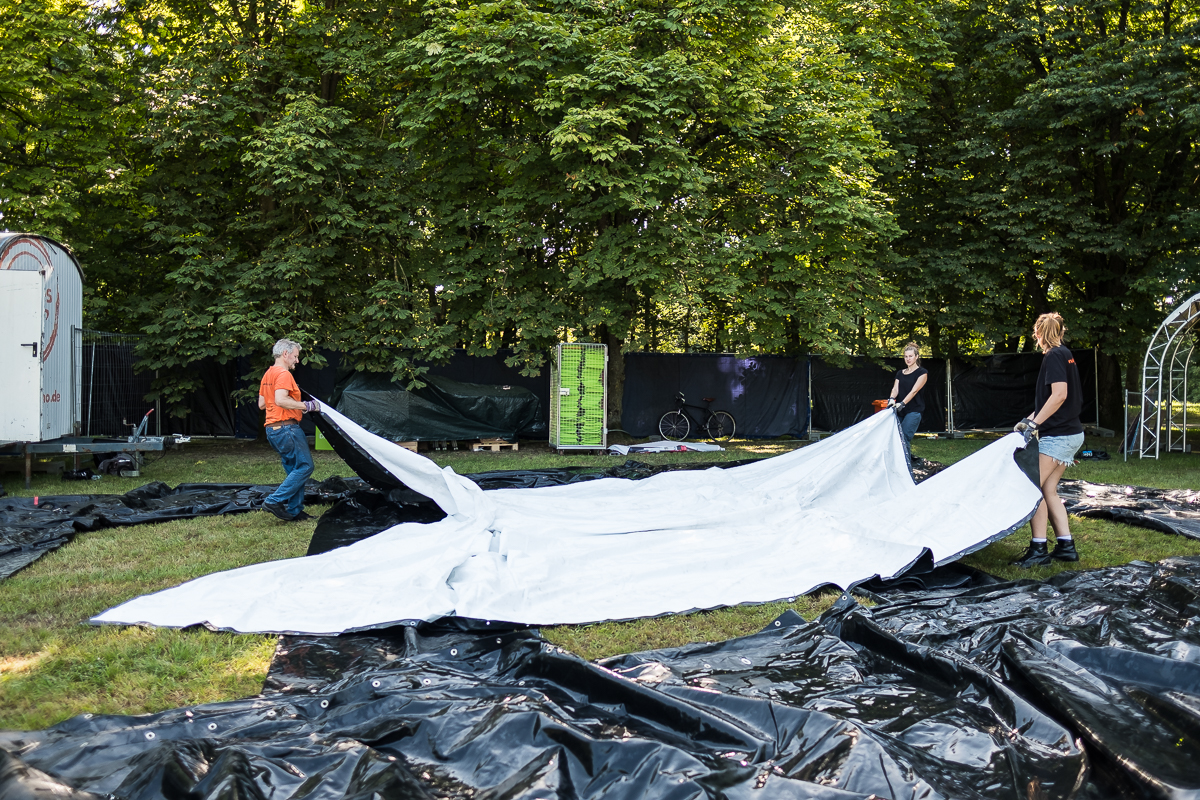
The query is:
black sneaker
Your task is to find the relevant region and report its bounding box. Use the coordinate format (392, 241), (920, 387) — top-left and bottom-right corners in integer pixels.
(291, 510), (315, 522)
(1012, 540), (1051, 568)
(262, 501), (295, 522)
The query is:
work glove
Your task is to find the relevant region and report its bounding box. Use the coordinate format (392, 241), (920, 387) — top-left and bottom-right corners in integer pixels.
(1013, 418), (1039, 444)
(894, 401), (906, 413)
(302, 400), (321, 413)
(886, 398), (896, 408)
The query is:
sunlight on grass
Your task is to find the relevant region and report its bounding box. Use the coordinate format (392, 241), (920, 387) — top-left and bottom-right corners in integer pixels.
(0, 653), (47, 675)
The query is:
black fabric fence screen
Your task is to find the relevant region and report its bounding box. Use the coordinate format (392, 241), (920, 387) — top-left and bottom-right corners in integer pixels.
(810, 357), (948, 433)
(620, 353), (808, 438)
(951, 350), (1098, 430)
(82, 342), (1099, 440)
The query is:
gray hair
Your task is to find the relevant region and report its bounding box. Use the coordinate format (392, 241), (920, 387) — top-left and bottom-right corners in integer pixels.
(272, 338), (302, 358)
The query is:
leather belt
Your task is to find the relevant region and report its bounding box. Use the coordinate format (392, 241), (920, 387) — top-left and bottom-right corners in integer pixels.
(266, 420), (298, 430)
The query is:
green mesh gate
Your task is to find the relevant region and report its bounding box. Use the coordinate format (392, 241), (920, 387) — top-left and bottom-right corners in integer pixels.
(549, 343), (607, 449)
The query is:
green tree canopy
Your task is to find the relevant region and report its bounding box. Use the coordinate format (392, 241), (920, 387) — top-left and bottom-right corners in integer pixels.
(880, 0), (1200, 423)
(0, 0), (157, 328)
(96, 0), (918, 412)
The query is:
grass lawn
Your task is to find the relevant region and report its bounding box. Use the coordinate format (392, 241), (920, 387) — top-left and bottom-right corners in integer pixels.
(3, 428), (1200, 730)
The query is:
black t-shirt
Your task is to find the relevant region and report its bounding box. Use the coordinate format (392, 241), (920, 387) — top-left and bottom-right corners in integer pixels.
(894, 366), (927, 417)
(1036, 346), (1083, 436)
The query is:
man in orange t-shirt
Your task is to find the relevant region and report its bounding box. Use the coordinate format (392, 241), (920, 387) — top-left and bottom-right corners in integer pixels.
(257, 338), (321, 522)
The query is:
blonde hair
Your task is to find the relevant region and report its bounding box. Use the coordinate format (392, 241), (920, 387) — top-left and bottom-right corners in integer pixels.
(1033, 313), (1065, 349)
(902, 341), (920, 364)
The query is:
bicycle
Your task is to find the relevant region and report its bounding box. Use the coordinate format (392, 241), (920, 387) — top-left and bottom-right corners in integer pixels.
(658, 392), (737, 442)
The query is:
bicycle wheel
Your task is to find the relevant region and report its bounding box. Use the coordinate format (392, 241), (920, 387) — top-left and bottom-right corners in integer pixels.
(658, 411), (690, 441)
(706, 411), (736, 442)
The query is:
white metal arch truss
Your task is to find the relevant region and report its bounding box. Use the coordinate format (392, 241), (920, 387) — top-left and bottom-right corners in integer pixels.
(1135, 293), (1200, 458)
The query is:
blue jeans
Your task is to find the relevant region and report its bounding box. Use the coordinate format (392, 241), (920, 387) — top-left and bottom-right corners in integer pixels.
(265, 424), (314, 516)
(899, 411), (921, 443)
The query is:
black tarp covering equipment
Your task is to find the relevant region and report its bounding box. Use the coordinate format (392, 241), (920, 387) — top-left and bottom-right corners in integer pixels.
(234, 349), (555, 440)
(9, 557), (1200, 798)
(620, 353), (808, 438)
(333, 372), (544, 442)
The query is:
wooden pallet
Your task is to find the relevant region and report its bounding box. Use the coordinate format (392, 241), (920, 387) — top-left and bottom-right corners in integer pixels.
(472, 439), (518, 452)
(396, 441), (419, 453)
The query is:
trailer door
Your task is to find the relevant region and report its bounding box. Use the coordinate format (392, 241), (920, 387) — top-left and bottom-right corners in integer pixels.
(0, 270), (42, 441)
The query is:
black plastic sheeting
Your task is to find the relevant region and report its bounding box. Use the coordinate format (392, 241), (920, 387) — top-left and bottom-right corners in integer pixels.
(839, 556), (1200, 799)
(0, 478), (367, 583)
(810, 356), (948, 432)
(1060, 478), (1200, 539)
(951, 350), (1098, 430)
(8, 558), (1200, 798)
(621, 353), (808, 439)
(332, 372), (544, 443)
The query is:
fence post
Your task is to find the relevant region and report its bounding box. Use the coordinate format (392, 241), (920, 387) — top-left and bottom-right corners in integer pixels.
(70, 325), (78, 435)
(86, 334), (97, 437)
(945, 359), (954, 433)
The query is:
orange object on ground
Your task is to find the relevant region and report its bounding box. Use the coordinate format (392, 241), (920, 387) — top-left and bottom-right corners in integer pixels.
(872, 399), (890, 413)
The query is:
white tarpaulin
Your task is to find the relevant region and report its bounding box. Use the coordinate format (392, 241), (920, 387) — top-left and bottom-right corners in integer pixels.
(92, 406), (1043, 634)
(608, 441), (725, 454)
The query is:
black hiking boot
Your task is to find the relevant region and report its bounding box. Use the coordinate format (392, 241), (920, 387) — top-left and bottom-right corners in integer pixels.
(1012, 540), (1051, 568)
(1051, 538), (1079, 562)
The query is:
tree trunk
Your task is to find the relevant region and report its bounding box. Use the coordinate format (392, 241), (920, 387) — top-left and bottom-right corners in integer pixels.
(599, 324), (625, 430)
(1096, 349), (1124, 430)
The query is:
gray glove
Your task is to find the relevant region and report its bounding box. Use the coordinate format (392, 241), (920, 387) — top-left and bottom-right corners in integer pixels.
(302, 400), (321, 413)
(886, 398), (896, 408)
(894, 400), (906, 413)
(1014, 418), (1038, 444)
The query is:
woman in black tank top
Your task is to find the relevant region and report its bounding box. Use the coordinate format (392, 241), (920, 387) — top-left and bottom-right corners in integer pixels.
(1011, 313), (1085, 568)
(887, 342), (928, 446)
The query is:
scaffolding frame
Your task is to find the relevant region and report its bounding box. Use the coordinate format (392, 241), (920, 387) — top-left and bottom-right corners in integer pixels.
(1133, 293), (1200, 459)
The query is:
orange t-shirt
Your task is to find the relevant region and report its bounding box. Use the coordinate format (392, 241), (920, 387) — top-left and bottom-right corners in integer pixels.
(260, 366), (303, 426)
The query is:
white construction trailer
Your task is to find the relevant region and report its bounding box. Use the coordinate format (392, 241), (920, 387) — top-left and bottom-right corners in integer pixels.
(1, 233), (172, 488)
(0, 233), (83, 442)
